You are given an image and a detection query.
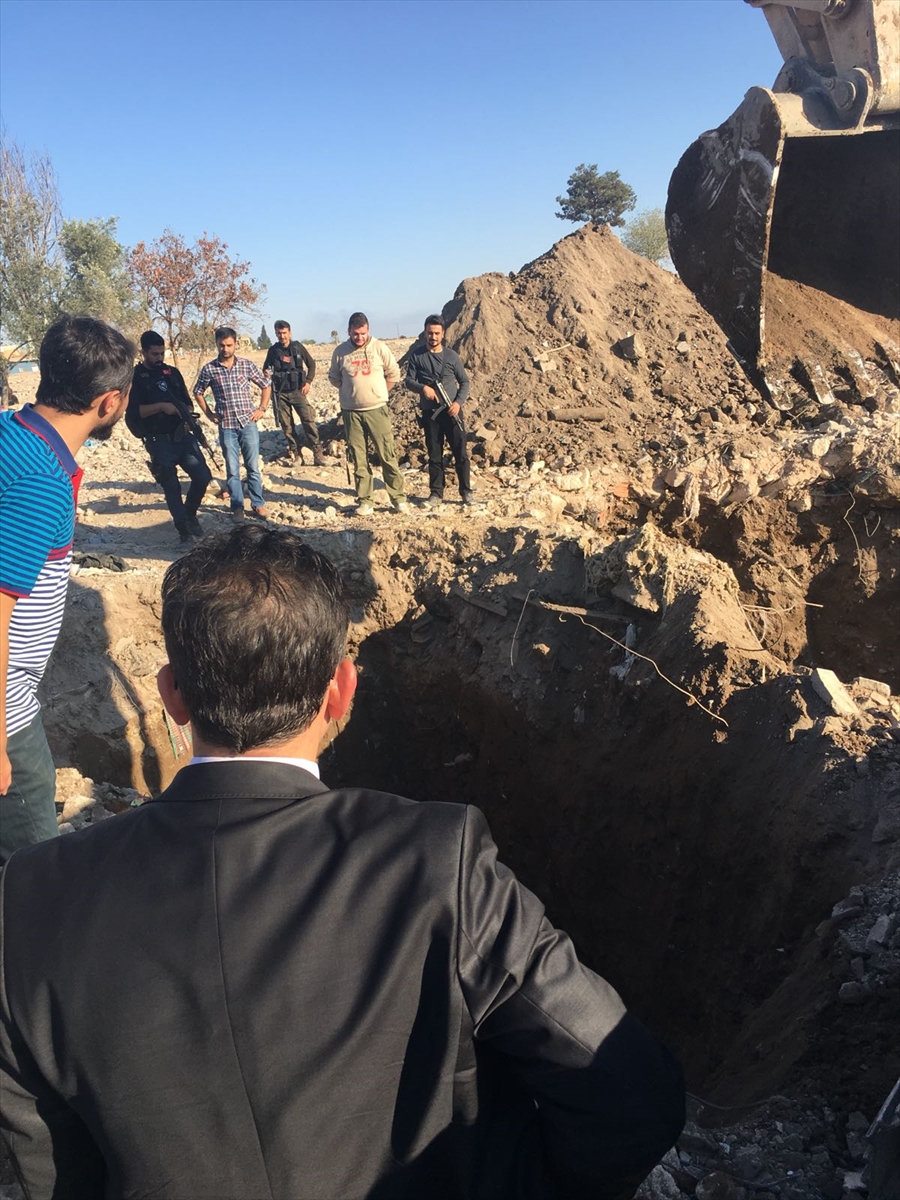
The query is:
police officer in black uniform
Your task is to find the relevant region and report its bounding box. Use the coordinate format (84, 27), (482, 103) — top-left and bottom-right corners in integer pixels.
(262, 320), (325, 466)
(127, 331), (212, 542)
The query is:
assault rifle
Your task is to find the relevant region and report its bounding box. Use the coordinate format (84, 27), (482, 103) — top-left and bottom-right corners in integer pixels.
(267, 367), (284, 437)
(171, 397), (222, 469)
(430, 379), (465, 433)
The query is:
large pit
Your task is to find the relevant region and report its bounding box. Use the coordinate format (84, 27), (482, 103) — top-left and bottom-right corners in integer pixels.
(42, 503), (899, 1122)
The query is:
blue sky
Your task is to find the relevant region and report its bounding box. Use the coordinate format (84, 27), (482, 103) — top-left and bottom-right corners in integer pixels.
(1, 0), (782, 342)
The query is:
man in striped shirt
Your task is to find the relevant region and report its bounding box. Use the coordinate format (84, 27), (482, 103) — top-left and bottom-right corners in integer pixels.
(0, 315), (133, 863)
(194, 327), (271, 520)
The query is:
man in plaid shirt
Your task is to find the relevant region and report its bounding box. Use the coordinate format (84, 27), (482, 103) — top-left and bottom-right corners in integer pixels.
(195, 327), (272, 520)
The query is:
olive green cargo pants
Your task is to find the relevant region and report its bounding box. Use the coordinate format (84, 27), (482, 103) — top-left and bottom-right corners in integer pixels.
(342, 406), (406, 505)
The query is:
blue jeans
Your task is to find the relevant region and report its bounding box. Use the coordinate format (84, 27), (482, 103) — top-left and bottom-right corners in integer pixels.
(1, 712), (58, 864)
(220, 422), (264, 510)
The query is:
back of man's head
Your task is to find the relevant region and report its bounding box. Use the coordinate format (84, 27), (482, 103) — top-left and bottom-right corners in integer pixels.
(161, 525), (349, 753)
(37, 314), (134, 413)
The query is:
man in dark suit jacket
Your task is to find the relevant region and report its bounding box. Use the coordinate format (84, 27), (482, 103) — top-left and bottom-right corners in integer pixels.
(0, 525), (684, 1199)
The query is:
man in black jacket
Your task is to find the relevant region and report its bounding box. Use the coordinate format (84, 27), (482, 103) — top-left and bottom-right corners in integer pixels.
(263, 320), (325, 466)
(127, 331), (212, 541)
(0, 525), (684, 1200)
(406, 314), (473, 506)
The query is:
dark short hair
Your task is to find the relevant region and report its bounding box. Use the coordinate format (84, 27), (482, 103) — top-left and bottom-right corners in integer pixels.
(348, 312), (369, 331)
(36, 315), (134, 414)
(274, 320), (291, 332)
(424, 314), (444, 330)
(215, 326), (237, 343)
(140, 330), (165, 351)
(161, 525), (350, 753)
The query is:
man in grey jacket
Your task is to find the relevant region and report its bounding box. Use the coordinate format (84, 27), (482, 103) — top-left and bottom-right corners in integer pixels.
(328, 311), (408, 515)
(0, 525), (684, 1199)
(406, 313), (474, 507)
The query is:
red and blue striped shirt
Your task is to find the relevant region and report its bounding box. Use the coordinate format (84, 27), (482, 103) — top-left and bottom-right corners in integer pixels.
(0, 406), (82, 737)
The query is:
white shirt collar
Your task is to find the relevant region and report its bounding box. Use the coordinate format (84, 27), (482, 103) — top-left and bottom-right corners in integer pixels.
(188, 755), (320, 779)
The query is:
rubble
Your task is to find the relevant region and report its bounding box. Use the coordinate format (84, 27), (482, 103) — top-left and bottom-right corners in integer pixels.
(813, 669), (862, 719)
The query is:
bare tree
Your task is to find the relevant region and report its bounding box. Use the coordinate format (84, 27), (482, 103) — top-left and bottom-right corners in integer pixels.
(128, 230), (264, 367)
(195, 234), (262, 332)
(128, 231), (199, 365)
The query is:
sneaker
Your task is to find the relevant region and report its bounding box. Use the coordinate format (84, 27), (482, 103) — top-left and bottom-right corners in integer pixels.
(425, 493), (443, 507)
(186, 515), (202, 537)
(175, 523), (192, 543)
(251, 507), (269, 521)
(392, 500), (410, 514)
(356, 501), (375, 516)
(461, 490), (476, 506)
(232, 508), (246, 520)
(220, 489), (231, 504)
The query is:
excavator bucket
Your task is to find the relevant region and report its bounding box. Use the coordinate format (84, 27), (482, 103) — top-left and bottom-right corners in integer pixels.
(666, 0), (900, 395)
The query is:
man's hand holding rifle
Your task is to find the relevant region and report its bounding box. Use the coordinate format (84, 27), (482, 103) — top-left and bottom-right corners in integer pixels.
(129, 331), (215, 541)
(170, 396), (223, 469)
(405, 315), (474, 506)
(424, 378), (464, 433)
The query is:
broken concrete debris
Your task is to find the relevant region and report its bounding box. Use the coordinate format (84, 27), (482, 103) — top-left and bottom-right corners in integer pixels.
(865, 914), (896, 952)
(812, 669), (861, 719)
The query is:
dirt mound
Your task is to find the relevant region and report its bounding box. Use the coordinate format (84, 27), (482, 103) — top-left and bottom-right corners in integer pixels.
(383, 225), (900, 522)
(419, 223), (758, 472)
(763, 273), (900, 410)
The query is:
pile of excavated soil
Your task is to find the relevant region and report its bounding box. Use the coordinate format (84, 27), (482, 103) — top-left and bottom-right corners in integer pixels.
(390, 223), (760, 473)
(379, 225), (900, 521)
(763, 273), (900, 408)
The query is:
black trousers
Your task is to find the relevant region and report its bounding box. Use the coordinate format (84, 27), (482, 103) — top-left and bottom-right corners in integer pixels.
(148, 436), (212, 527)
(422, 406), (470, 497)
(275, 390), (320, 453)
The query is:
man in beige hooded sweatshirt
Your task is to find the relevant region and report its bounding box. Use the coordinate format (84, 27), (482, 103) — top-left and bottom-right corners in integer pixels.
(328, 312), (408, 515)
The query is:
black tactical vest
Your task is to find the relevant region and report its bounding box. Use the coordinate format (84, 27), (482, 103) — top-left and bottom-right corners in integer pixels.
(270, 342), (306, 394)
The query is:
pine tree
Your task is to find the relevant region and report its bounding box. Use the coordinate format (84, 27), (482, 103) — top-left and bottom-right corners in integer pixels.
(555, 165), (636, 228)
